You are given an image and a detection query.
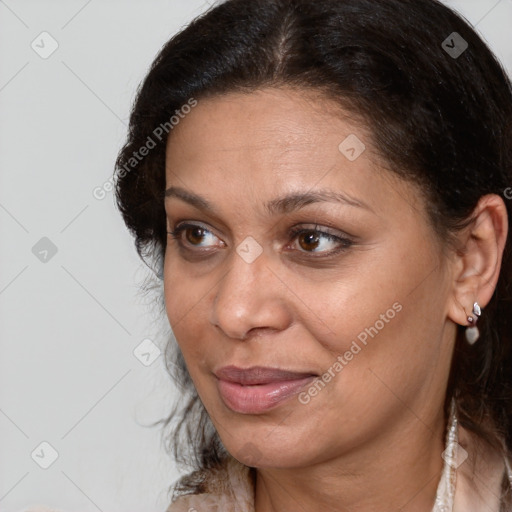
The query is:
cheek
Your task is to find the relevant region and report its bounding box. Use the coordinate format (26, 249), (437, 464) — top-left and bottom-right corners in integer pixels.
(163, 252), (216, 372)
(313, 256), (448, 420)
(163, 255), (198, 348)
(163, 256), (183, 327)
(163, 248), (207, 325)
(311, 235), (444, 369)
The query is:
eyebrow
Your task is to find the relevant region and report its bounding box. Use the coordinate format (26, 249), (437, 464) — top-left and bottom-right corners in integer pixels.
(164, 185), (373, 216)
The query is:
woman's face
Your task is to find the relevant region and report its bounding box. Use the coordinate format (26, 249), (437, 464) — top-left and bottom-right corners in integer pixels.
(163, 87), (455, 468)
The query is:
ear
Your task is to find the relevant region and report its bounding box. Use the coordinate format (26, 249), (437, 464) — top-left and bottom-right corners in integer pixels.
(447, 194), (509, 326)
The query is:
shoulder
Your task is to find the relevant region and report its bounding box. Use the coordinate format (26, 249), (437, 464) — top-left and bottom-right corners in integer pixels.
(167, 455), (255, 512)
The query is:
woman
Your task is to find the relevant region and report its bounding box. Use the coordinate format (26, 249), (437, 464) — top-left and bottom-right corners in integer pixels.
(114, 0), (512, 510)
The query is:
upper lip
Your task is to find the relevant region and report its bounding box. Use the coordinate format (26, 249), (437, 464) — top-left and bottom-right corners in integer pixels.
(215, 365), (317, 385)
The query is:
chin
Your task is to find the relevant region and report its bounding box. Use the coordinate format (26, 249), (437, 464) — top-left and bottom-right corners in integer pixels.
(226, 435), (315, 469)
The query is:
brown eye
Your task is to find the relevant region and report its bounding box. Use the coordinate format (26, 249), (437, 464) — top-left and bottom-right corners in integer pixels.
(185, 226), (207, 245)
(168, 223), (222, 250)
(289, 226), (353, 256)
(298, 232), (321, 251)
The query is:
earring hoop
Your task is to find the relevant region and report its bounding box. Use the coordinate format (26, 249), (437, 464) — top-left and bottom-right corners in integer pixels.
(465, 302), (481, 345)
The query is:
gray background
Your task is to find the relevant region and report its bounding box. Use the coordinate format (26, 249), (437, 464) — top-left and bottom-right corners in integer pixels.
(0, 1), (511, 511)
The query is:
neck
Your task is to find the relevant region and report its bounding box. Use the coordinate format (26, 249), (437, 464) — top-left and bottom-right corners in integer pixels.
(254, 409), (446, 512)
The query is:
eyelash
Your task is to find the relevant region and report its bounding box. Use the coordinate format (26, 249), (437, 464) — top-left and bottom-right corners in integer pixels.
(167, 222), (354, 257)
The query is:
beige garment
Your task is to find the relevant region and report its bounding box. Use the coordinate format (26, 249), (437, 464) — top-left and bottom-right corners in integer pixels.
(166, 425), (511, 512)
(166, 456), (255, 512)
(453, 424), (510, 512)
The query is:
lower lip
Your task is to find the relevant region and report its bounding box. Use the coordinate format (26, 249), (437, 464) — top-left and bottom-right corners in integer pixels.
(217, 376), (316, 414)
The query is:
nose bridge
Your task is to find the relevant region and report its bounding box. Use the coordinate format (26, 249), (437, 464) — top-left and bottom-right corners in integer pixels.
(210, 241), (289, 340)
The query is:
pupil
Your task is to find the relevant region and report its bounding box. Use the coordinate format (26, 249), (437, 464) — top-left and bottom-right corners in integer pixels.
(301, 232), (319, 250)
(188, 227), (203, 244)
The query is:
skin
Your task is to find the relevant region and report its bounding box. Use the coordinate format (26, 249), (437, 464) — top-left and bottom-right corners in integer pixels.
(162, 86), (508, 512)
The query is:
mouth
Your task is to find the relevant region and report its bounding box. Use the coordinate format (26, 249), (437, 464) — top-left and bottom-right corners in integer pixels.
(214, 365), (318, 414)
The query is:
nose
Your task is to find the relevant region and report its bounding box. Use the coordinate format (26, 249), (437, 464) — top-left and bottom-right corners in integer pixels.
(209, 247), (292, 341)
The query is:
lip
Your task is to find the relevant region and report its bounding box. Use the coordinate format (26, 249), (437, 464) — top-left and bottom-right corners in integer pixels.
(215, 365), (317, 414)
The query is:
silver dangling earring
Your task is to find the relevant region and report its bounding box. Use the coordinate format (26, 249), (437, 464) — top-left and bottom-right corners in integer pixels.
(465, 302), (481, 345)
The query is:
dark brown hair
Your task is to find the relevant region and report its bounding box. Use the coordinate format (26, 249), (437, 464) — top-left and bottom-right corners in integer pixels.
(114, 0), (512, 503)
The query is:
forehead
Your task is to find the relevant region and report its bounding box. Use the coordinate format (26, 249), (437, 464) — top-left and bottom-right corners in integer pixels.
(163, 87), (421, 223)
(166, 88), (368, 183)
(166, 87), (364, 160)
